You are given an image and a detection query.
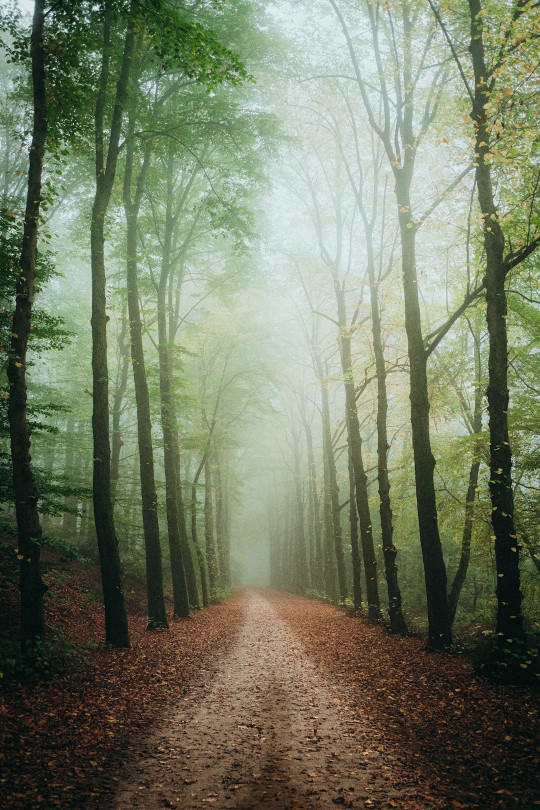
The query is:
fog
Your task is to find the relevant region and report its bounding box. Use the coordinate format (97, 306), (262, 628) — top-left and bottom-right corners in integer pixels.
(3, 0), (539, 646)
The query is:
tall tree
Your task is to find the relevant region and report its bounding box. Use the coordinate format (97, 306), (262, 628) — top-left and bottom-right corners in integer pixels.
(90, 4), (134, 647)
(89, 0), (249, 635)
(334, 101), (406, 632)
(290, 150), (379, 614)
(7, 0), (48, 652)
(123, 121), (168, 630)
(428, 0), (540, 671)
(329, 0), (484, 646)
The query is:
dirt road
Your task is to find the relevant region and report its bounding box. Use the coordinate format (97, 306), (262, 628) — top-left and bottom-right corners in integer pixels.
(115, 591), (426, 809)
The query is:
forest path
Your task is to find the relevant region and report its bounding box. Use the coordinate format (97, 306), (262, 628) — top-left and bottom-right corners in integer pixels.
(115, 590), (423, 809)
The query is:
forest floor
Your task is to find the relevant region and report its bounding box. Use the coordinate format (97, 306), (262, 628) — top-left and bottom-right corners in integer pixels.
(1, 552), (539, 809)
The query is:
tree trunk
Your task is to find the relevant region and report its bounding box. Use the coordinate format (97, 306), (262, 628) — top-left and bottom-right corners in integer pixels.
(123, 135), (168, 631)
(90, 8), (134, 647)
(448, 457), (481, 624)
(62, 417), (78, 538)
(398, 205), (451, 647)
(468, 0), (526, 655)
(191, 465), (209, 607)
(303, 416), (324, 594)
(331, 0), (451, 646)
(448, 331), (483, 625)
(170, 436), (200, 608)
(7, 0), (48, 652)
(157, 276), (190, 618)
(214, 456), (231, 590)
(292, 432), (309, 593)
(318, 358), (346, 602)
(366, 256), (406, 632)
(348, 448), (362, 609)
(204, 457), (218, 599)
(110, 307), (129, 503)
(335, 282), (380, 618)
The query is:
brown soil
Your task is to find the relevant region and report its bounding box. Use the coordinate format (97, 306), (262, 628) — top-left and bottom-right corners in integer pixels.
(114, 591), (427, 809)
(2, 570), (538, 810)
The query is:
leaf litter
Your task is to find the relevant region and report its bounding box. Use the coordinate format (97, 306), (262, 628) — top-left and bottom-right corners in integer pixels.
(1, 576), (538, 809)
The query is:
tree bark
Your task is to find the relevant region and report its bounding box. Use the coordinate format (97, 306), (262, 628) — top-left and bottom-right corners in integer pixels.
(173, 437), (200, 608)
(348, 447), (362, 610)
(398, 206), (451, 647)
(316, 384), (339, 601)
(157, 246), (190, 617)
(214, 455), (231, 590)
(468, 0), (526, 653)
(123, 133), (168, 631)
(318, 357), (346, 602)
(364, 232), (406, 632)
(385, 6), (451, 647)
(90, 7), (134, 647)
(190, 459), (209, 607)
(447, 328), (483, 624)
(334, 281), (380, 618)
(110, 307), (129, 503)
(61, 417), (78, 538)
(330, 0), (452, 647)
(292, 430), (309, 593)
(204, 457), (218, 599)
(303, 416), (324, 594)
(7, 0), (48, 652)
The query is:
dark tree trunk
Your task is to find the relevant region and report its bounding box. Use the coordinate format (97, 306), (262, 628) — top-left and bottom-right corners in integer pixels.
(340, 77), (405, 630)
(90, 8), (134, 647)
(468, 0), (526, 654)
(123, 135), (168, 631)
(366, 251), (406, 632)
(331, 0), (451, 647)
(388, 5), (451, 647)
(334, 281), (380, 618)
(398, 207), (451, 647)
(7, 0), (48, 652)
